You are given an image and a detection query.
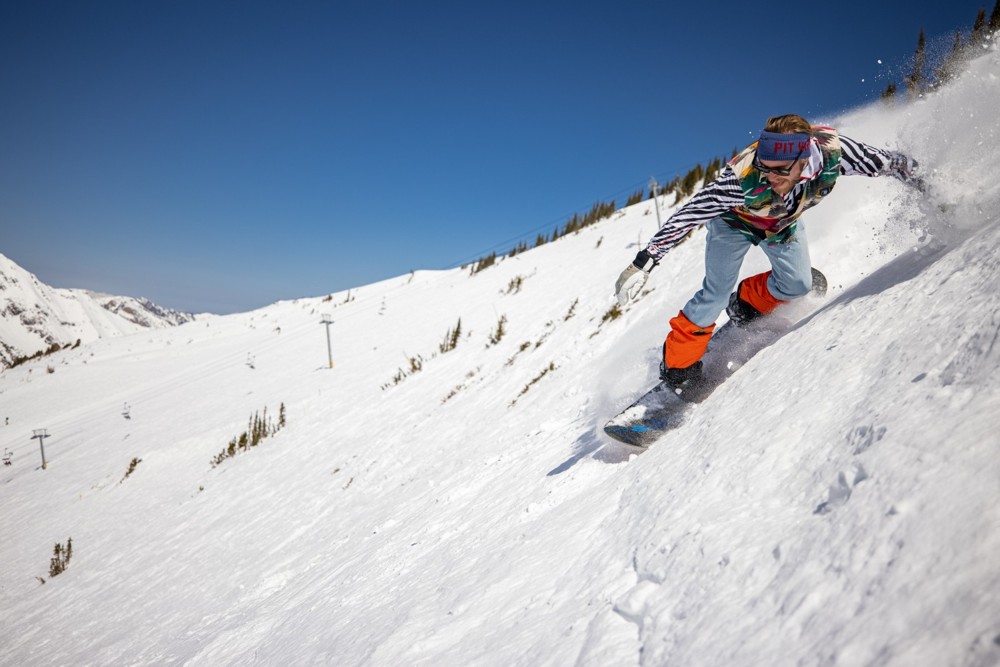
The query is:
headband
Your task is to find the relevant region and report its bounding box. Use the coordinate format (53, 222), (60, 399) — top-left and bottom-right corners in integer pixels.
(756, 131), (812, 161)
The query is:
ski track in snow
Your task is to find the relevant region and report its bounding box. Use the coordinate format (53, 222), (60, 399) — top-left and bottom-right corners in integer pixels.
(2, 42), (1000, 667)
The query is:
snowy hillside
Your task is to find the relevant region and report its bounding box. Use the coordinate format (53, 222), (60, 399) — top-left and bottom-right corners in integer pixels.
(0, 253), (196, 369)
(1, 46), (999, 667)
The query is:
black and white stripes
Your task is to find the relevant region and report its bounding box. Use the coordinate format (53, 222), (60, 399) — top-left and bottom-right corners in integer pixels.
(644, 166), (744, 258)
(839, 135), (892, 176)
(643, 134), (906, 260)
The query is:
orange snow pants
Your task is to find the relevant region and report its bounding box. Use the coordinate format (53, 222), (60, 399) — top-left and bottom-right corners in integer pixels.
(663, 272), (784, 369)
(663, 311), (716, 370)
(736, 271), (784, 316)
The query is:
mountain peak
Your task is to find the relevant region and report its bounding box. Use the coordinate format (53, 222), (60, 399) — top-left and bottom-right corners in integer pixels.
(0, 255), (195, 369)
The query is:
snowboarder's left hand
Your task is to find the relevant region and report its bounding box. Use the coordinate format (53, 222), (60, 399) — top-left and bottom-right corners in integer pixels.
(890, 153), (926, 193)
(615, 250), (656, 306)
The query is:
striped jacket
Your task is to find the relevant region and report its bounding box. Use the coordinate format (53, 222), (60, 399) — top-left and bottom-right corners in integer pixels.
(644, 133), (915, 260)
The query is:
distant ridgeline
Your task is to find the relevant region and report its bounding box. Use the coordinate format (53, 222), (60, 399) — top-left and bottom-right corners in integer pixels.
(0, 253), (196, 371)
(881, 2), (1000, 99)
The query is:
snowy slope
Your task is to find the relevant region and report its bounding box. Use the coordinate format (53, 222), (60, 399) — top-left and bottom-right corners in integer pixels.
(0, 253), (196, 368)
(1, 45), (998, 667)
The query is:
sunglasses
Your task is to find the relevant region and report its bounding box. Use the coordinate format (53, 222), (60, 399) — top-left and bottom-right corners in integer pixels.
(754, 147), (805, 177)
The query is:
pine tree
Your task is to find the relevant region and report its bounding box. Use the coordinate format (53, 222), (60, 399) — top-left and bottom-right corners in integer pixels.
(989, 0), (1000, 34)
(440, 319), (462, 353)
(881, 82), (897, 100)
(487, 315), (507, 347)
(972, 8), (987, 46)
(704, 157), (722, 183)
(50, 544), (64, 577)
(409, 355), (423, 373)
(936, 31), (965, 84)
(472, 252), (496, 274)
(49, 539), (72, 577)
(679, 163), (704, 196)
(906, 29), (927, 96)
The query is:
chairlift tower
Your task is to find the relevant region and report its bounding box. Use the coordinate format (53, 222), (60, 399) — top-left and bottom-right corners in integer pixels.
(31, 429), (49, 470)
(320, 315), (334, 369)
(648, 176), (663, 227)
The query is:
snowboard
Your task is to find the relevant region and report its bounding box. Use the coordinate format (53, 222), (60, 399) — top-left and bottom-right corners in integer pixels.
(604, 269), (827, 449)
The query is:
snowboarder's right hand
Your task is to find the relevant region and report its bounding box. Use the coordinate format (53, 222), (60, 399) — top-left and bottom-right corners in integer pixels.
(615, 250), (656, 306)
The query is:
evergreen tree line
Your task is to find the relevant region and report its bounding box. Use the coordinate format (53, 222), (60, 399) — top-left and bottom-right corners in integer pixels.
(505, 200), (621, 260)
(211, 403), (287, 467)
(467, 151), (732, 275)
(657, 154), (731, 205)
(7, 339), (81, 370)
(883, 2), (1000, 100)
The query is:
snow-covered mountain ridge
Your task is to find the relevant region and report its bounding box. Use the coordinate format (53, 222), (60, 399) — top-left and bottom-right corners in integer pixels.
(0, 253), (196, 368)
(0, 43), (998, 667)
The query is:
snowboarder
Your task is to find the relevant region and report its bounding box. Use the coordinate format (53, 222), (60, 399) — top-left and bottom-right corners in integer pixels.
(614, 114), (923, 391)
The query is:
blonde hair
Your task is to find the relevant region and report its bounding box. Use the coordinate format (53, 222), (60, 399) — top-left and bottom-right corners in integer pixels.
(764, 114), (812, 134)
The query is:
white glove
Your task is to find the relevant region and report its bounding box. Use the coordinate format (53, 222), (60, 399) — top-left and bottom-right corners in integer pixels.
(889, 152), (926, 193)
(615, 250), (656, 306)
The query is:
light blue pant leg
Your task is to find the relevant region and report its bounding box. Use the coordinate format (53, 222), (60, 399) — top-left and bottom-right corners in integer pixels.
(760, 224), (813, 300)
(681, 218), (753, 327)
(681, 218), (813, 327)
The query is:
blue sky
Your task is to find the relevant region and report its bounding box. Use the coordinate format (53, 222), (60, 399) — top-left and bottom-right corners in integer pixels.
(1, 1), (989, 313)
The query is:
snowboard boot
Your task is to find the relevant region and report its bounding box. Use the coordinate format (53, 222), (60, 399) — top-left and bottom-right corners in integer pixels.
(726, 289), (765, 326)
(726, 272), (781, 327)
(661, 312), (714, 394)
(660, 359), (704, 391)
